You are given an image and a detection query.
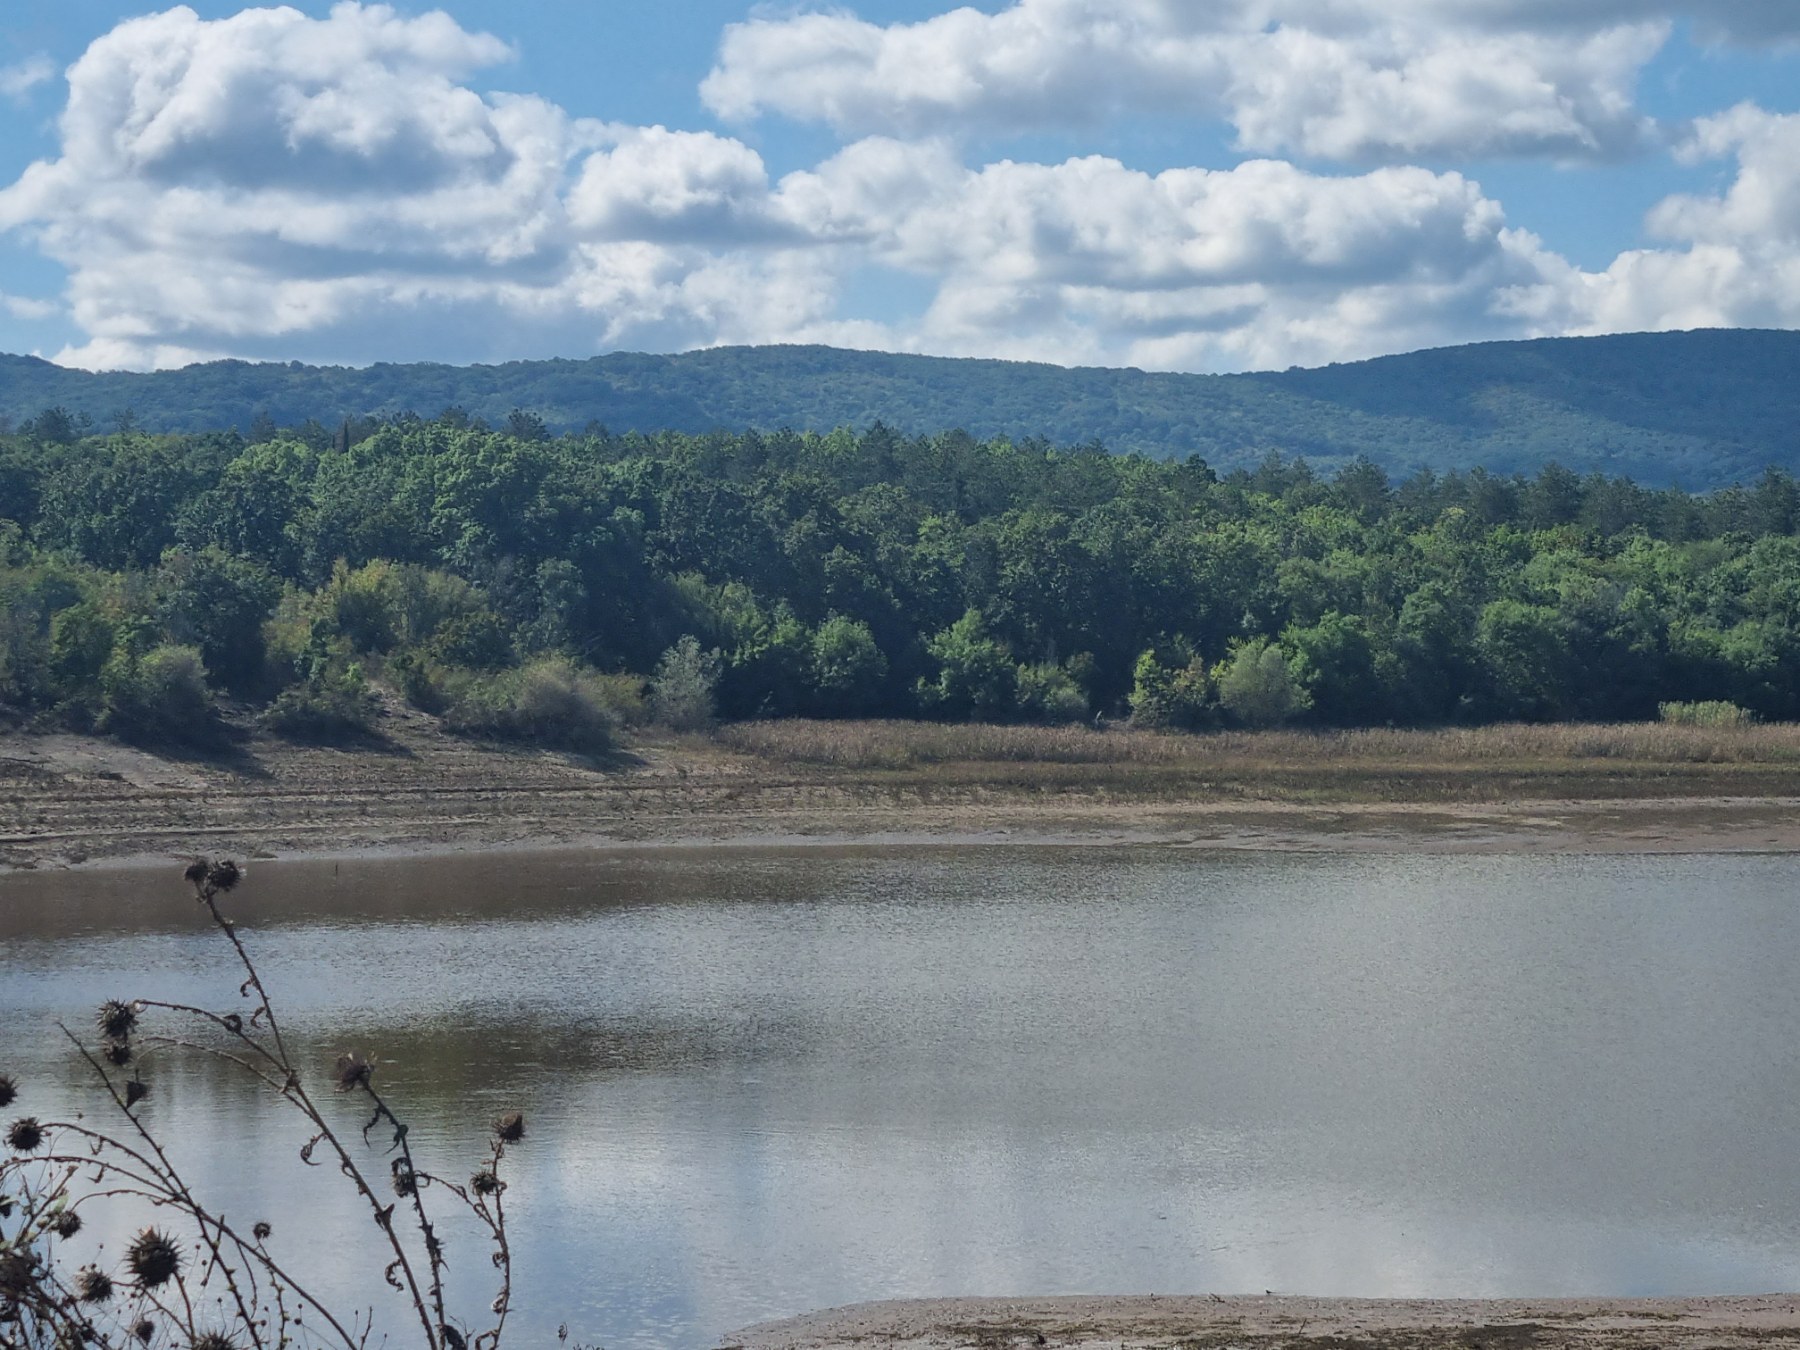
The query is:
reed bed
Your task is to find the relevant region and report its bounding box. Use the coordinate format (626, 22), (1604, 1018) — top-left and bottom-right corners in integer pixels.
(716, 718), (1800, 772)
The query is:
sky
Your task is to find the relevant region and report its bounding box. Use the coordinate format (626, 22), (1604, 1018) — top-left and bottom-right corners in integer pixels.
(0, 1), (1797, 374)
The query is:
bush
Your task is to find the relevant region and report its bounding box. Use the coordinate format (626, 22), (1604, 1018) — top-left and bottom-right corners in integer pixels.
(48, 601), (115, 702)
(1216, 638), (1311, 729)
(99, 643), (219, 745)
(426, 609), (513, 670)
(261, 663), (379, 743)
(389, 649), (448, 714)
(441, 657), (616, 753)
(588, 671), (651, 726)
(650, 635), (720, 731)
(1658, 700), (1757, 728)
(1128, 650), (1213, 730)
(1017, 662), (1090, 723)
(917, 610), (1017, 721)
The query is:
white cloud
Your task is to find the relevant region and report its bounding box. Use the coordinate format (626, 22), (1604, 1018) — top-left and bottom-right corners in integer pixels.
(0, 54), (56, 103)
(2, 3), (1567, 372)
(0, 4), (597, 366)
(5, 2), (1797, 377)
(1509, 105), (1800, 337)
(769, 145), (1565, 369)
(0, 291), (57, 322)
(701, 0), (1675, 161)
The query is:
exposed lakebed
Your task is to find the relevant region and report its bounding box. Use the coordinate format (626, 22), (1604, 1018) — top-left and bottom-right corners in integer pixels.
(3, 847), (1798, 1349)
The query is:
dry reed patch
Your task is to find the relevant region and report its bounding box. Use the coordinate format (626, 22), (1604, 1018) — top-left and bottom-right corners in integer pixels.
(714, 720), (1800, 772)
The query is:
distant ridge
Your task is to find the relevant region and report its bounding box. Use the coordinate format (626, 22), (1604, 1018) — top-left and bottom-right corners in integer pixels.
(3, 328), (1797, 488)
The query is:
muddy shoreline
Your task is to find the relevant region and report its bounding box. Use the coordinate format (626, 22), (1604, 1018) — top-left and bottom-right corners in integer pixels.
(6, 713), (1800, 870)
(722, 1293), (1800, 1349)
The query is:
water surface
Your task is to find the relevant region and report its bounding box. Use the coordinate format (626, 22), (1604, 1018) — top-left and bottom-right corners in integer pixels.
(3, 847), (1798, 1348)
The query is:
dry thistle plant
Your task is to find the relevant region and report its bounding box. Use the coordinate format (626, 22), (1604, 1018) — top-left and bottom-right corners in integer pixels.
(0, 859), (525, 1350)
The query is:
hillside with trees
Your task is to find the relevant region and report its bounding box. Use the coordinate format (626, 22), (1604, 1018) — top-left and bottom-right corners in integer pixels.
(4, 412), (1800, 749)
(2, 328), (1797, 488)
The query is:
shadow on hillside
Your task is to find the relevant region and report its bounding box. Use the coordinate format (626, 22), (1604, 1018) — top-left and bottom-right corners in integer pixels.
(114, 720), (276, 780)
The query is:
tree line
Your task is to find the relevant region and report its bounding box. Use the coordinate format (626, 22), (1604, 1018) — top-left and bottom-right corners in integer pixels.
(3, 408), (1800, 747)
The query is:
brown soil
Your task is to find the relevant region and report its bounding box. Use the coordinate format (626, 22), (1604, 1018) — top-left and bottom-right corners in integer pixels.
(5, 702), (1800, 870)
(723, 1294), (1800, 1350)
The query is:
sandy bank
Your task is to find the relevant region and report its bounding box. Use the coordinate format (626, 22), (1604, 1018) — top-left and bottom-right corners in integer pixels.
(723, 1293), (1800, 1350)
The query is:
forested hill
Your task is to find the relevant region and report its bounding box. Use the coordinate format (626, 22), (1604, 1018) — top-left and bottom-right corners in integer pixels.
(2, 327), (1798, 488)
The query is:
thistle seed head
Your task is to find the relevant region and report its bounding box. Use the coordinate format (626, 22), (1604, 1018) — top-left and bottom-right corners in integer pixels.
(391, 1160), (417, 1198)
(252, 1222), (271, 1243)
(133, 1320), (156, 1345)
(76, 1268), (115, 1305)
(493, 1111), (524, 1144)
(96, 1001), (139, 1041)
(333, 1053), (372, 1093)
(191, 1333), (238, 1350)
(206, 860), (242, 894)
(105, 1042), (134, 1068)
(50, 1210), (83, 1239)
(0, 1074), (15, 1109)
(469, 1169), (500, 1197)
(7, 1117), (44, 1152)
(183, 857), (209, 888)
(125, 1228), (182, 1289)
(0, 1250), (38, 1296)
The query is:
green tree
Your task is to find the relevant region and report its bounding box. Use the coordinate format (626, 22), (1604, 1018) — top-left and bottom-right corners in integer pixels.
(918, 609), (1017, 721)
(159, 548), (281, 694)
(809, 615), (888, 717)
(1216, 638), (1311, 728)
(651, 635), (720, 731)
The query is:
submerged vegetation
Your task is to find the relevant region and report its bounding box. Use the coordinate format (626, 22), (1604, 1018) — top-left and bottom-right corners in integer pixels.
(6, 411), (1800, 748)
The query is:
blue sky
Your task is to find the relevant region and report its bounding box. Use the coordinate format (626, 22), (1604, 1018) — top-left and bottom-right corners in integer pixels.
(1, 1), (1798, 373)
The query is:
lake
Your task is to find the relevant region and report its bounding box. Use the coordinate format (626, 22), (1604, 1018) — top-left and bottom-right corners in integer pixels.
(4, 847), (1799, 1348)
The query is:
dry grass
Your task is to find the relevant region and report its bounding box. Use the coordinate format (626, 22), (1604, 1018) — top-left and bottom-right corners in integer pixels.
(716, 718), (1800, 772)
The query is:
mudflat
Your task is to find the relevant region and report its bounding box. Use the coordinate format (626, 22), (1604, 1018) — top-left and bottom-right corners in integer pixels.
(5, 708), (1800, 868)
(723, 1294), (1800, 1350)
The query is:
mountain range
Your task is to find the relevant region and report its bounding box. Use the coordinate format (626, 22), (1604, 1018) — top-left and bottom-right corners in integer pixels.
(3, 327), (1797, 488)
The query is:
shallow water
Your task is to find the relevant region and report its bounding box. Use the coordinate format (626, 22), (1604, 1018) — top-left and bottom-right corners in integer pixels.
(4, 847), (1800, 1348)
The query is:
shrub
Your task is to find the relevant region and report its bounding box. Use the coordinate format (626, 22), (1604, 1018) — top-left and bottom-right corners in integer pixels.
(261, 663), (379, 743)
(389, 649), (448, 714)
(441, 657), (615, 753)
(1128, 650), (1213, 730)
(1017, 662), (1090, 723)
(588, 671), (651, 726)
(1216, 638), (1311, 729)
(917, 610), (1017, 721)
(99, 643), (219, 745)
(425, 609), (513, 670)
(1658, 699), (1757, 728)
(650, 635), (720, 732)
(48, 601), (115, 701)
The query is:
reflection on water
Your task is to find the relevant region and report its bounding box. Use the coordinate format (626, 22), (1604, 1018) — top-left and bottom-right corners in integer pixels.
(4, 848), (1800, 1348)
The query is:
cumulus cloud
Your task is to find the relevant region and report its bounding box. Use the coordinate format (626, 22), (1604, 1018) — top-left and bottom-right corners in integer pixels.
(702, 0), (1679, 161)
(0, 2), (1591, 373)
(8, 2), (1798, 377)
(1509, 105), (1800, 336)
(770, 143), (1565, 369)
(0, 55), (56, 103)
